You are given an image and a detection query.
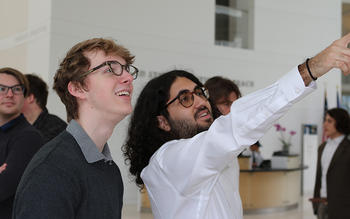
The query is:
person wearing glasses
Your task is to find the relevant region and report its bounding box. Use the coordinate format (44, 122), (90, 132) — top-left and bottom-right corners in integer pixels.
(123, 33), (350, 219)
(22, 74), (67, 143)
(0, 67), (43, 219)
(13, 38), (138, 219)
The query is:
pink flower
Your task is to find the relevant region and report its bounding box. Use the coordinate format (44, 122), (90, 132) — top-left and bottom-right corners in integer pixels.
(274, 124), (282, 131)
(274, 123), (296, 152)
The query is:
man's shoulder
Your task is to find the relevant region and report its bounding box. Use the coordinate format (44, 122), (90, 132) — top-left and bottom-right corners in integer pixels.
(38, 112), (67, 128)
(37, 131), (84, 164)
(34, 112), (67, 142)
(7, 117), (43, 142)
(22, 131), (86, 179)
(342, 136), (350, 144)
(147, 139), (185, 164)
(340, 137), (350, 151)
(14, 132), (86, 211)
(47, 113), (66, 123)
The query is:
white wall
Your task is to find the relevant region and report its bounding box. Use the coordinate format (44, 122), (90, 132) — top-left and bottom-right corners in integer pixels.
(1, 0), (342, 202)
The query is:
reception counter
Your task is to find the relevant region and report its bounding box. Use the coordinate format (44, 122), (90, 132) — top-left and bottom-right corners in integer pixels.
(239, 166), (305, 214)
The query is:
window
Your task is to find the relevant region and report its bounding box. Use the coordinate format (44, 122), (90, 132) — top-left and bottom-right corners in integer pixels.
(215, 0), (254, 49)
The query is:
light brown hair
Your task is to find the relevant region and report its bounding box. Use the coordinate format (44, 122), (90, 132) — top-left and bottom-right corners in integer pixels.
(53, 38), (135, 121)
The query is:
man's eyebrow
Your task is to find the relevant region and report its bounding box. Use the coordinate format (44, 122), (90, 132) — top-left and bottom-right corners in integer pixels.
(0, 84), (21, 87)
(176, 89), (190, 96)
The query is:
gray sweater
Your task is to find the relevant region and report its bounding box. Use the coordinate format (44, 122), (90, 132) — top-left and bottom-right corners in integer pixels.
(13, 131), (124, 219)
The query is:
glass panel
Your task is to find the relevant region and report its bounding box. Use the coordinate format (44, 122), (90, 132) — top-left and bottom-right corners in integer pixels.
(215, 0), (253, 49)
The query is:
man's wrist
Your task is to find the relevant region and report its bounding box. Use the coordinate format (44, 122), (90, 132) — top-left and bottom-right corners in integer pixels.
(298, 61), (313, 86)
(306, 58), (318, 81)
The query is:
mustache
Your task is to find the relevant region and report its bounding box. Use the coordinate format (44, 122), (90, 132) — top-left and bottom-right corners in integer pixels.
(194, 106), (211, 119)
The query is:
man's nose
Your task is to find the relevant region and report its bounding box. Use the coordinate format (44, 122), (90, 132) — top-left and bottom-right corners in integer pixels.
(5, 88), (14, 97)
(119, 69), (134, 84)
(193, 94), (207, 108)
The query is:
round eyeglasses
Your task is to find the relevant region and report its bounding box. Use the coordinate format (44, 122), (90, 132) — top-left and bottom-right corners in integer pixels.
(82, 60), (138, 80)
(165, 86), (209, 108)
(0, 84), (25, 96)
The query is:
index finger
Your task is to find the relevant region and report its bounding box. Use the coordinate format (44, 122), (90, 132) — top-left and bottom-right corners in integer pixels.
(335, 32), (350, 47)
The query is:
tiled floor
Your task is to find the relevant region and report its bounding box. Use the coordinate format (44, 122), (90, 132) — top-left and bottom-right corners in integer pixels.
(122, 195), (316, 219)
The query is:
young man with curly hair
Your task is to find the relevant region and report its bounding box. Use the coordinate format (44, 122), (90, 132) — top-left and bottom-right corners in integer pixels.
(13, 38), (138, 219)
(123, 34), (350, 219)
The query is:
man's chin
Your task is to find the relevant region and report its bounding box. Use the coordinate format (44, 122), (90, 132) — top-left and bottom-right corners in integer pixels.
(198, 121), (212, 132)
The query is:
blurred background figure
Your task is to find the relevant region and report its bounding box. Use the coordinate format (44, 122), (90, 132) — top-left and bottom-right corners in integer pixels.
(204, 76), (241, 116)
(0, 67), (43, 219)
(205, 76), (264, 168)
(241, 141), (264, 168)
(22, 74), (67, 143)
(312, 108), (350, 219)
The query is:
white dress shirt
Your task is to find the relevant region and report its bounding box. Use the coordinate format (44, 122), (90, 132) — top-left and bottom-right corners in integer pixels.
(141, 67), (316, 219)
(320, 135), (344, 197)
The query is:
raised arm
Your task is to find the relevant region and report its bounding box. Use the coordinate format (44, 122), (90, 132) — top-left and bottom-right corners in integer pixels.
(299, 33), (350, 86)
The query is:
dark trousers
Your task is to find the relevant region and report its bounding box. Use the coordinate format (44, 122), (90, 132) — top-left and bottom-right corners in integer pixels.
(317, 203), (328, 219)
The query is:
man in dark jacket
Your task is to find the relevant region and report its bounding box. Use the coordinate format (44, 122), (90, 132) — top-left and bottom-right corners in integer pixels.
(0, 67), (43, 219)
(22, 74), (67, 143)
(313, 108), (350, 219)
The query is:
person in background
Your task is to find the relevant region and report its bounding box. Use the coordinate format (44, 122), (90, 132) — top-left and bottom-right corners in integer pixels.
(13, 38), (138, 219)
(241, 141), (264, 168)
(0, 67), (43, 219)
(312, 108), (350, 219)
(22, 74), (67, 143)
(123, 33), (350, 219)
(204, 76), (241, 116)
(205, 76), (264, 168)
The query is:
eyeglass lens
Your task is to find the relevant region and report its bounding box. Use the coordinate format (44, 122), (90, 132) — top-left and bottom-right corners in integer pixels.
(179, 87), (208, 107)
(0, 85), (24, 95)
(107, 62), (138, 79)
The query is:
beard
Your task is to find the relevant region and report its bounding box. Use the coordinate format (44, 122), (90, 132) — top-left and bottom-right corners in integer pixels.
(167, 113), (213, 139)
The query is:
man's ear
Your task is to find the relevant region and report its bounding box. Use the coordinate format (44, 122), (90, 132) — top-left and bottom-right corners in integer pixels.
(157, 115), (171, 132)
(67, 81), (86, 99)
(25, 94), (35, 104)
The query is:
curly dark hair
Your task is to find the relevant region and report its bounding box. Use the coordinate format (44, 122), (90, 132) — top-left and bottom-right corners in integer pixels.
(327, 108), (350, 135)
(122, 70), (220, 188)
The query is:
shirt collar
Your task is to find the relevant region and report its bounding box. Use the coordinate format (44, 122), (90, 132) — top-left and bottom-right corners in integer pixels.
(0, 114), (24, 132)
(66, 119), (113, 163)
(327, 134), (344, 145)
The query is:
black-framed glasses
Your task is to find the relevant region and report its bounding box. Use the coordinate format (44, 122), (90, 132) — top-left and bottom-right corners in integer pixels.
(0, 84), (25, 96)
(82, 60), (138, 80)
(165, 86), (209, 108)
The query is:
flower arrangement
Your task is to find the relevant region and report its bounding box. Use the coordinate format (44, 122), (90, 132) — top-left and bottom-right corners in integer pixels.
(274, 124), (296, 153)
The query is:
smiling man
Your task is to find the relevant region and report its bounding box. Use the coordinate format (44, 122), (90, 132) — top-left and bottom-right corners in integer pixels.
(13, 38), (138, 219)
(0, 67), (43, 219)
(123, 33), (350, 219)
